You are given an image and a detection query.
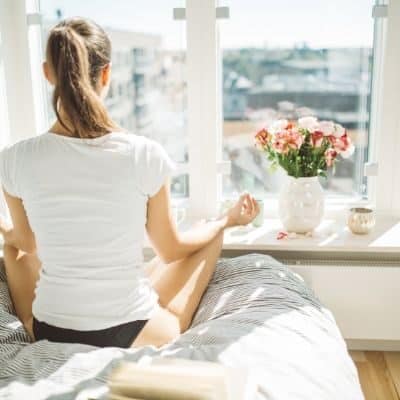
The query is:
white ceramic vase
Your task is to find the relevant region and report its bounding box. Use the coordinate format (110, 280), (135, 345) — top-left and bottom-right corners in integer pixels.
(278, 176), (324, 233)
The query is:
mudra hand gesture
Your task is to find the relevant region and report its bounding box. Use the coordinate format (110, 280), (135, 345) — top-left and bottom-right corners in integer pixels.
(224, 193), (260, 227)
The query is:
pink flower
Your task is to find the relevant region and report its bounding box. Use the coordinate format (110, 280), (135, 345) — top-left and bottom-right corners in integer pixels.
(272, 134), (287, 154)
(311, 131), (324, 148)
(328, 132), (351, 153)
(287, 130), (304, 149)
(272, 130), (303, 154)
(298, 116), (318, 132)
(277, 231), (288, 240)
(255, 128), (270, 148)
(325, 148), (338, 167)
(268, 119), (289, 134)
(341, 143), (355, 158)
(332, 123), (345, 138)
(318, 120), (335, 136)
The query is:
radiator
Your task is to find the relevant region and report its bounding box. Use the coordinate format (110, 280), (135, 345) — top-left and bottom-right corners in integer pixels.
(282, 258), (400, 346)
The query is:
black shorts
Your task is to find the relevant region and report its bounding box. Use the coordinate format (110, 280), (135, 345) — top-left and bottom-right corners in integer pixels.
(33, 317), (148, 348)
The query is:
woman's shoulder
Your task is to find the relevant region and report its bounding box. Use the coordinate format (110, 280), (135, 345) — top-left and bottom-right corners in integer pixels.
(124, 133), (168, 159)
(0, 133), (49, 158)
(125, 133), (175, 172)
(124, 133), (160, 149)
(0, 134), (51, 197)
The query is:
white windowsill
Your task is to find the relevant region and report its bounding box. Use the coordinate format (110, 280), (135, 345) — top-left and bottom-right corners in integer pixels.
(221, 215), (400, 253)
(145, 212), (400, 254)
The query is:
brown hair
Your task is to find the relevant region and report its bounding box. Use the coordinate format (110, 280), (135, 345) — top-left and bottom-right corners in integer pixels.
(46, 17), (119, 138)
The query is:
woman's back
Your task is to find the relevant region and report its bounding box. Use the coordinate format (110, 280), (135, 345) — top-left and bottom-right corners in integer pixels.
(0, 131), (173, 330)
(0, 17), (258, 348)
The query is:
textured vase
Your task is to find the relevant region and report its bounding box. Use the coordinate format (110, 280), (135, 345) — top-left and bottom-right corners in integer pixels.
(278, 176), (324, 233)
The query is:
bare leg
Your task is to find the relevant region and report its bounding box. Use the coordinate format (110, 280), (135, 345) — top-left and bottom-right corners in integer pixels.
(133, 231), (223, 348)
(3, 245), (41, 340)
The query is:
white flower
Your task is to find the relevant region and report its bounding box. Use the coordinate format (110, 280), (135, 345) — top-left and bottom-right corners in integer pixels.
(298, 116), (318, 132)
(341, 143), (355, 158)
(268, 119), (288, 134)
(317, 120), (335, 136)
(332, 123), (345, 138)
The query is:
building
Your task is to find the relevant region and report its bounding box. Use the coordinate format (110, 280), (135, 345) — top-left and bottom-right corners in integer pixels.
(223, 71), (252, 120)
(102, 29), (161, 135)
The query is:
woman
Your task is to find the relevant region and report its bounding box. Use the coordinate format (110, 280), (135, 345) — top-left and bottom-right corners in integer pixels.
(0, 17), (259, 348)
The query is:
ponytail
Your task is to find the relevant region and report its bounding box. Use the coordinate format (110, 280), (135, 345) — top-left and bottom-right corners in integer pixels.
(46, 18), (119, 138)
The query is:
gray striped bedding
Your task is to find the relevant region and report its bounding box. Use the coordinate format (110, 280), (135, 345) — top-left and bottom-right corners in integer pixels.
(0, 253), (363, 399)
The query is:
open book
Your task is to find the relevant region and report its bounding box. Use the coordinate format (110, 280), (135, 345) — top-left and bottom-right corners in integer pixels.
(107, 357), (257, 400)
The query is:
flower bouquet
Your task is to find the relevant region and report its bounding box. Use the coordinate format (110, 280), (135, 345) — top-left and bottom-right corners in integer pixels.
(255, 117), (355, 232)
(255, 116), (354, 178)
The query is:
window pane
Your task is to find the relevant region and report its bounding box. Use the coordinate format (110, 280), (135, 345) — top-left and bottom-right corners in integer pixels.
(221, 0), (374, 198)
(39, 0), (188, 197)
(0, 29), (11, 220)
(0, 30), (9, 148)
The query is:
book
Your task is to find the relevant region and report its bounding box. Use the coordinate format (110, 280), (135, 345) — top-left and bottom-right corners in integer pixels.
(107, 357), (257, 400)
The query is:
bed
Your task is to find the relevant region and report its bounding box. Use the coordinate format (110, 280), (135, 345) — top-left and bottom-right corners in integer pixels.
(0, 253), (363, 399)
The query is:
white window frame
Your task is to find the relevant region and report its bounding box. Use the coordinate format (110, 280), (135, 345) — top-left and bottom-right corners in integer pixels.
(1, 0), (400, 218)
(0, 0), (47, 143)
(186, 0), (222, 218)
(0, 21), (10, 148)
(371, 0), (400, 216)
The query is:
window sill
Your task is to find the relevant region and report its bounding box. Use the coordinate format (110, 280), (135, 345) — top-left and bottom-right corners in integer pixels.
(144, 212), (400, 256)
(221, 214), (400, 254)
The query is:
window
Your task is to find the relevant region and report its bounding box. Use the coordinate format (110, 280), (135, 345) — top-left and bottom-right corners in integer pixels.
(220, 0), (375, 200)
(39, 0), (189, 198)
(0, 22), (12, 220)
(2, 0), (399, 217)
(0, 29), (9, 148)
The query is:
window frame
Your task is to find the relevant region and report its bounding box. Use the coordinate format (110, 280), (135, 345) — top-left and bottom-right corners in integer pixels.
(0, 0), (41, 144)
(186, 0), (222, 218)
(0, 22), (10, 148)
(371, 0), (400, 215)
(0, 0), (399, 218)
(192, 0), (388, 216)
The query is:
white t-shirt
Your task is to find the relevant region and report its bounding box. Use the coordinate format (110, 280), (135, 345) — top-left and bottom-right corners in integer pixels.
(0, 131), (175, 330)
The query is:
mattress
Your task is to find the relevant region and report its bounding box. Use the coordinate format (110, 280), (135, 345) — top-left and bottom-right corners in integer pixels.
(0, 253), (364, 399)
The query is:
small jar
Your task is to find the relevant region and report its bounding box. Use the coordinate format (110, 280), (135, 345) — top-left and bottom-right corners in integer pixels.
(348, 207), (376, 234)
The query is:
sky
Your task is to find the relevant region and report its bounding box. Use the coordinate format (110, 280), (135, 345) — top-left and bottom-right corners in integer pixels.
(40, 0), (375, 50)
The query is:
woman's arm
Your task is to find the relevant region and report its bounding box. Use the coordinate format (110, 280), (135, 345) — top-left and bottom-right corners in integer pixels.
(0, 189), (36, 253)
(146, 181), (259, 264)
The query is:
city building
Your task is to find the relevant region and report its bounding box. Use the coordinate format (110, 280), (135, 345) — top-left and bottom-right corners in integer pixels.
(106, 29), (161, 135)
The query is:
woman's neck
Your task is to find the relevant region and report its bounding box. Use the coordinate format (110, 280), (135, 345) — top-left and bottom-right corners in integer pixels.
(49, 108), (76, 137)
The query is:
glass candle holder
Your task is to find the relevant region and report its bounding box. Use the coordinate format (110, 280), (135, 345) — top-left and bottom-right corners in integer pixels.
(347, 207), (375, 234)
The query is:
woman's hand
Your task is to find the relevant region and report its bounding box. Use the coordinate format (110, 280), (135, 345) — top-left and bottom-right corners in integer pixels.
(0, 192), (36, 253)
(223, 193), (260, 228)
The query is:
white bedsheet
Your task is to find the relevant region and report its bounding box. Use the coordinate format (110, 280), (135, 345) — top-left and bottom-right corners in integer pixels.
(0, 254), (364, 400)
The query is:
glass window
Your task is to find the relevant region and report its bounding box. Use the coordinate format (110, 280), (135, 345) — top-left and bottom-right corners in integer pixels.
(220, 0), (375, 199)
(0, 29), (9, 148)
(39, 0), (188, 198)
(0, 28), (11, 219)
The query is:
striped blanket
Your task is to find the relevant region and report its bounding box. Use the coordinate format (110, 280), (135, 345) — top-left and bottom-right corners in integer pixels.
(0, 253), (363, 399)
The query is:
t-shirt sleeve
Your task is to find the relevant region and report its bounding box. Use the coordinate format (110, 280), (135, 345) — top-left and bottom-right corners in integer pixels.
(0, 146), (20, 198)
(140, 140), (176, 197)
